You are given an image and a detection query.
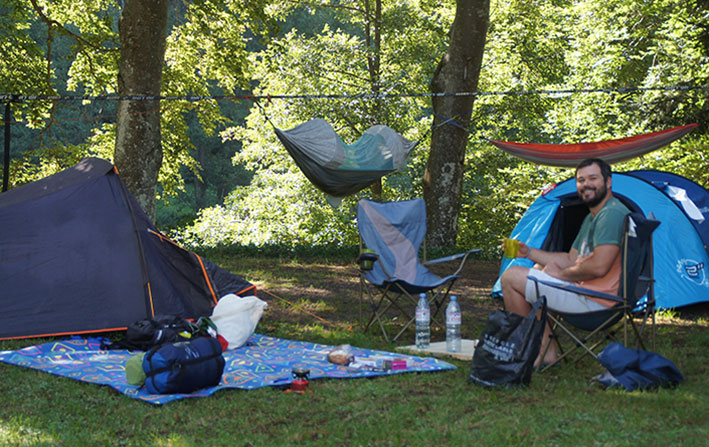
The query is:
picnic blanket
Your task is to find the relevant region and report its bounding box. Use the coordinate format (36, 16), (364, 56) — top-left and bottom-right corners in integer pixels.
(0, 334), (455, 405)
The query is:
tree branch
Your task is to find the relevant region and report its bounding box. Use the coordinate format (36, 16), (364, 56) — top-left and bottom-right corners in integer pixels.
(28, 0), (109, 52)
(280, 0), (365, 15)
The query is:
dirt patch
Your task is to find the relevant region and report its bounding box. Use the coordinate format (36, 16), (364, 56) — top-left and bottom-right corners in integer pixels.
(254, 259), (503, 339)
(251, 256), (709, 340)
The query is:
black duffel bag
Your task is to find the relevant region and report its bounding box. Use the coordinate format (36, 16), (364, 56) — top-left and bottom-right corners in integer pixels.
(102, 315), (200, 351)
(468, 296), (547, 387)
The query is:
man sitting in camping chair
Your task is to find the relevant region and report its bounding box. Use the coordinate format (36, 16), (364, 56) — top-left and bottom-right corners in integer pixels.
(499, 158), (630, 369)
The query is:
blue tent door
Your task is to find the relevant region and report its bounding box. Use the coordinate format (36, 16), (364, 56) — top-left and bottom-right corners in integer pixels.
(492, 172), (709, 309)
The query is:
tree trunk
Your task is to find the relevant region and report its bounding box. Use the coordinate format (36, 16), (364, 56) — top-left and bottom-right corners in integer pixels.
(114, 0), (169, 221)
(424, 0), (489, 248)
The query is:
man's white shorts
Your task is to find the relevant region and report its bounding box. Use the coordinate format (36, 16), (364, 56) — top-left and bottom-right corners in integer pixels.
(525, 269), (609, 314)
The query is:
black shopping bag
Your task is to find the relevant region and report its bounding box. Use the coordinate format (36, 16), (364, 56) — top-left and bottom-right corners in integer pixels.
(468, 297), (547, 387)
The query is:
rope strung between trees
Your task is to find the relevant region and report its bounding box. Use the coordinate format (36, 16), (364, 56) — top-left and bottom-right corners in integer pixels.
(1, 84), (704, 188)
(0, 84), (706, 103)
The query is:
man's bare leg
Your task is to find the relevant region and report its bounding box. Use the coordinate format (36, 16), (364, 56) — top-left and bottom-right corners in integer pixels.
(500, 266), (557, 366)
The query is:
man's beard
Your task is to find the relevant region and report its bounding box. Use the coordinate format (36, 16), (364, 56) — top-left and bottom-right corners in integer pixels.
(580, 183), (608, 207)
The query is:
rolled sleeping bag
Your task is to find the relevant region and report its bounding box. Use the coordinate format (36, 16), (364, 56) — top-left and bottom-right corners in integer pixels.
(142, 336), (225, 394)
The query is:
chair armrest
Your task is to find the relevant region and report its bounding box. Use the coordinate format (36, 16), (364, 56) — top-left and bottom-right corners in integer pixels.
(529, 277), (624, 304)
(423, 248), (481, 265)
(356, 251), (397, 279)
(357, 252), (379, 263)
(424, 249), (481, 277)
(637, 275), (654, 284)
(357, 251), (379, 273)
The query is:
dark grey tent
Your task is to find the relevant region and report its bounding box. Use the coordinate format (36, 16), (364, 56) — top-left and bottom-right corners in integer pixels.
(0, 157), (254, 340)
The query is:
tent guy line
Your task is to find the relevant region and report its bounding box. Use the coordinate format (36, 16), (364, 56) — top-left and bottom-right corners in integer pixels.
(259, 289), (341, 329)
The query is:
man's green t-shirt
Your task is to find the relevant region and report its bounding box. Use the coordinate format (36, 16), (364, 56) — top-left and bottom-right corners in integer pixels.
(572, 197), (630, 257)
(570, 197), (631, 305)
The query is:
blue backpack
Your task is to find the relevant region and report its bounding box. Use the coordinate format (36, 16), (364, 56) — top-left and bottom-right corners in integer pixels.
(595, 342), (684, 391)
(143, 336), (225, 394)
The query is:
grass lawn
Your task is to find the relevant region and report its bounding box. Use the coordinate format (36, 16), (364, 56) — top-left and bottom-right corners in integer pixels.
(0, 255), (707, 446)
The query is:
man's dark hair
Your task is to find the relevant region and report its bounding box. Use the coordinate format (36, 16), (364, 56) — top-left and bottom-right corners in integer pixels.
(576, 158), (612, 182)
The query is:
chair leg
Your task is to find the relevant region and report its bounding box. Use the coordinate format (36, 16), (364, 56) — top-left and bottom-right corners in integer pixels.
(548, 317), (603, 362)
(542, 314), (627, 372)
(357, 278), (457, 344)
(426, 282), (455, 331)
(372, 300), (391, 343)
(362, 283), (423, 343)
(629, 306), (655, 351)
(536, 316), (570, 373)
(359, 274), (365, 328)
(391, 321), (412, 343)
(389, 285), (431, 343)
(646, 308), (656, 351)
(626, 316), (648, 351)
(359, 279), (394, 342)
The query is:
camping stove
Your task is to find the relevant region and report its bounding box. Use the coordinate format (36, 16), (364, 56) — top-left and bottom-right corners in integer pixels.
(286, 367), (311, 394)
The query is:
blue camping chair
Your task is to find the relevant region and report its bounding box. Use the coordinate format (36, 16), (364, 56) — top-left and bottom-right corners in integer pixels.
(356, 199), (480, 342)
(529, 212), (660, 372)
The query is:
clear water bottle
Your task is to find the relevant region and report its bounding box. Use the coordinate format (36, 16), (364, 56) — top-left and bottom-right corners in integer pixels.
(446, 295), (462, 352)
(415, 293), (430, 349)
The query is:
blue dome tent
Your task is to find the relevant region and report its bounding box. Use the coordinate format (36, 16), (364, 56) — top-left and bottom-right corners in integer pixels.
(491, 170), (709, 309)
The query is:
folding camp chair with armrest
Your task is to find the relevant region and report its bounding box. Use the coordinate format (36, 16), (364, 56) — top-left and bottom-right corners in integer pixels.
(529, 211), (659, 372)
(356, 198), (481, 342)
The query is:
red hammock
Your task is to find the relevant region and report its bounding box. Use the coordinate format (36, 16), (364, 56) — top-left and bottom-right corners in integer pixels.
(489, 123), (697, 167)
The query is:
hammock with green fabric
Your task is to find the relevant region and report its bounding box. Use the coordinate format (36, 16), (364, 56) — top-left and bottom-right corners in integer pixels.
(274, 119), (417, 204)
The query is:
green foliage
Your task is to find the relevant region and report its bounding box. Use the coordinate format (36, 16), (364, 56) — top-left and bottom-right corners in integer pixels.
(178, 0), (454, 248)
(175, 170), (362, 247)
(457, 147), (571, 256)
(0, 1), (50, 100)
(182, 0), (707, 253)
(155, 99), (254, 229)
(454, 0), (709, 254)
(3, 0), (707, 253)
(1, 0), (276, 200)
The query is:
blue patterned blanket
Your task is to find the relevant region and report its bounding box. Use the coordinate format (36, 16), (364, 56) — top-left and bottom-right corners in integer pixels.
(0, 334), (455, 405)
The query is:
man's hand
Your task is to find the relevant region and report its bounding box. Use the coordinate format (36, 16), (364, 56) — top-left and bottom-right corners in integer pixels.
(542, 261), (563, 278)
(540, 244), (620, 282)
(503, 240), (580, 273)
(517, 241), (531, 258)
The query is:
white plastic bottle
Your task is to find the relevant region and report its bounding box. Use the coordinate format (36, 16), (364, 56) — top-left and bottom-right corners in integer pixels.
(415, 293), (430, 349)
(446, 295), (462, 352)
